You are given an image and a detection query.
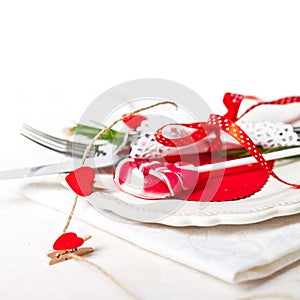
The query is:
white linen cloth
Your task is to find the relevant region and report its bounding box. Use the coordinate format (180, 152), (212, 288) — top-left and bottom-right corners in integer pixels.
(9, 175), (300, 284)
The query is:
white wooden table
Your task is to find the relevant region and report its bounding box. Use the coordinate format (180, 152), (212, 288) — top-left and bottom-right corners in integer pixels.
(1, 188), (300, 300)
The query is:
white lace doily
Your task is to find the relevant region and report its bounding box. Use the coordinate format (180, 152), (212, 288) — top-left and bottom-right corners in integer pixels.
(130, 120), (299, 158)
(130, 132), (172, 158)
(130, 115), (174, 158)
(239, 121), (299, 149)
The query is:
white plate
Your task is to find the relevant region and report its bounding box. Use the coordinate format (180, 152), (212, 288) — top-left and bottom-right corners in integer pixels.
(64, 79), (300, 226)
(79, 158), (300, 227)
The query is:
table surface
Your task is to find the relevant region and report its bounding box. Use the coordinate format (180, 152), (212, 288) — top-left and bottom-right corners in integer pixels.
(2, 1), (300, 298)
(0, 127), (300, 300)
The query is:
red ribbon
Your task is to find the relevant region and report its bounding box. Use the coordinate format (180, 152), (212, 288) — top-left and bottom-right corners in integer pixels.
(155, 93), (300, 189)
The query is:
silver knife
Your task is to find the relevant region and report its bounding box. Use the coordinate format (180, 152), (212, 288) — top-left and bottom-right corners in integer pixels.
(0, 154), (123, 180)
(2, 146), (300, 180)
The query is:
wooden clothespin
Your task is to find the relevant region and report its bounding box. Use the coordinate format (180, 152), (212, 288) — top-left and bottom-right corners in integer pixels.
(47, 232), (94, 265)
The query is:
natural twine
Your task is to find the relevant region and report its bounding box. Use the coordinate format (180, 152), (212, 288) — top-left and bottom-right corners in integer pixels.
(63, 100), (177, 233)
(60, 101), (177, 299)
(70, 254), (140, 300)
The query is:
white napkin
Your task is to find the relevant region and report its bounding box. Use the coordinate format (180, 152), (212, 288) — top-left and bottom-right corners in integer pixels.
(12, 175), (300, 284)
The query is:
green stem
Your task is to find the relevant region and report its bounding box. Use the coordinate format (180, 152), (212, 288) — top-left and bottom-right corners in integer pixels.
(69, 124), (126, 146)
(69, 124), (300, 160)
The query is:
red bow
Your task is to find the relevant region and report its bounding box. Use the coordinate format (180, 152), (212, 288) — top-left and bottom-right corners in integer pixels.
(155, 93), (300, 189)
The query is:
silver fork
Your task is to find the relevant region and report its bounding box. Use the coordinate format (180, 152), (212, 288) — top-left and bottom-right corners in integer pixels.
(20, 124), (122, 158)
(21, 122), (300, 160)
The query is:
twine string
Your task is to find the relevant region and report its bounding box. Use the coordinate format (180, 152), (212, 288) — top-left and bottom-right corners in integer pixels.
(62, 194), (78, 233)
(81, 101), (178, 166)
(63, 100), (177, 232)
(69, 254), (139, 300)
(60, 101), (177, 299)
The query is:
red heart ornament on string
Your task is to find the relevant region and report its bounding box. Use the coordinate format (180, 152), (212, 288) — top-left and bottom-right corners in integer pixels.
(53, 232), (84, 250)
(66, 166), (95, 196)
(122, 113), (147, 129)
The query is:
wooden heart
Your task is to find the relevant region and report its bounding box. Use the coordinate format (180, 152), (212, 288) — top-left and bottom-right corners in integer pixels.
(66, 166), (95, 196)
(53, 232), (84, 250)
(122, 113), (147, 129)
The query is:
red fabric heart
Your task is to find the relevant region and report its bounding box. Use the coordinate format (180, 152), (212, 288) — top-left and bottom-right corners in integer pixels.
(122, 113), (147, 129)
(53, 232), (84, 250)
(66, 166), (95, 196)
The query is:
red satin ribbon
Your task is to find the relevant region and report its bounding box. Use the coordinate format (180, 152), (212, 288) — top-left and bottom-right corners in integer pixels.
(155, 93), (300, 189)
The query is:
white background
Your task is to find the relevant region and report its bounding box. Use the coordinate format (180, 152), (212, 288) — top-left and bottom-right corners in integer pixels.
(1, 0), (300, 126)
(1, 1), (300, 299)
(1, 0), (300, 165)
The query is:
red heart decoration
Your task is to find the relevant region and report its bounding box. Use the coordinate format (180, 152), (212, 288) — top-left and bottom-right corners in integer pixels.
(122, 113), (147, 129)
(53, 232), (84, 250)
(66, 166), (95, 196)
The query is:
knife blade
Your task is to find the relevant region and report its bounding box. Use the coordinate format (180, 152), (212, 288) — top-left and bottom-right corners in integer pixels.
(2, 146), (300, 180)
(0, 154), (123, 180)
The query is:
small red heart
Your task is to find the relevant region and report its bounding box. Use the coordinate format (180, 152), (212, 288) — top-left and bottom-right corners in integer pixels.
(66, 166), (95, 196)
(53, 232), (84, 250)
(122, 113), (147, 129)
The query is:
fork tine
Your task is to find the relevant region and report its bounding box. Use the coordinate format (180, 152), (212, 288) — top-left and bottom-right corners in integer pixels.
(20, 125), (97, 157)
(21, 128), (66, 151)
(22, 124), (97, 151)
(21, 132), (93, 157)
(20, 133), (71, 155)
(22, 125), (86, 149)
(22, 124), (71, 147)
